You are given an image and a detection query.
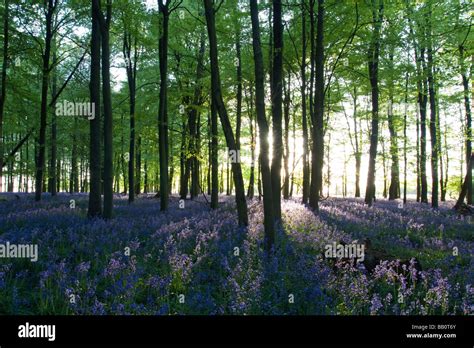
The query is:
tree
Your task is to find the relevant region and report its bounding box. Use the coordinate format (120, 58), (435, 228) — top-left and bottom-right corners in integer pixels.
(459, 44), (472, 204)
(309, 0), (324, 212)
(271, 0), (283, 220)
(426, 2), (438, 208)
(88, 0), (102, 217)
(250, 0), (275, 251)
(35, 0), (57, 201)
(364, 0), (383, 207)
(122, 11), (140, 203)
(300, 1), (310, 204)
(204, 0), (248, 226)
(157, 0), (181, 211)
(0, 0), (9, 193)
(94, 0), (114, 218)
(387, 44), (400, 200)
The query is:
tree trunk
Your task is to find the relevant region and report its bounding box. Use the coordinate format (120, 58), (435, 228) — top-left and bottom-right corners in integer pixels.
(0, 0), (8, 193)
(88, 0), (102, 217)
(387, 48), (400, 200)
(123, 31), (138, 203)
(270, 0), (283, 220)
(247, 85), (255, 199)
(49, 41), (58, 196)
(93, 0), (114, 218)
(204, 0), (248, 226)
(403, 72), (408, 204)
(301, 1), (310, 204)
(364, 0), (383, 207)
(70, 117), (78, 192)
(407, 2), (428, 203)
(135, 135), (141, 195)
(211, 100), (218, 208)
(250, 0), (275, 251)
(426, 4), (438, 208)
(460, 45), (472, 204)
(309, 0), (324, 212)
(35, 0), (55, 201)
(158, 0), (170, 211)
(283, 72), (290, 199)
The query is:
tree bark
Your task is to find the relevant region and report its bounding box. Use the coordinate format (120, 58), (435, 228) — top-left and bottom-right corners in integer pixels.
(309, 0), (324, 212)
(387, 48), (400, 200)
(123, 30), (138, 203)
(460, 45), (472, 204)
(301, 1), (310, 204)
(250, 0), (275, 251)
(35, 0), (56, 201)
(364, 0), (383, 207)
(204, 0), (248, 226)
(0, 0), (8, 193)
(97, 0), (113, 218)
(158, 0), (170, 211)
(271, 0), (284, 220)
(88, 0), (102, 217)
(426, 4), (438, 208)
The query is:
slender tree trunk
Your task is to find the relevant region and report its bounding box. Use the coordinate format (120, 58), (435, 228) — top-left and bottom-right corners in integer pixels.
(301, 1), (310, 204)
(135, 135), (141, 195)
(407, 2), (428, 203)
(460, 45), (472, 204)
(189, 32), (205, 200)
(123, 31), (138, 203)
(283, 72), (290, 199)
(387, 48), (400, 200)
(0, 0), (8, 193)
(426, 4), (438, 208)
(250, 0), (275, 250)
(270, 0), (284, 220)
(49, 41), (58, 196)
(403, 72), (408, 204)
(158, 0), (170, 211)
(247, 85), (255, 199)
(211, 100), (218, 208)
(290, 103), (296, 197)
(204, 0), (248, 226)
(93, 0), (114, 218)
(364, 0), (383, 207)
(88, 0), (102, 217)
(352, 87), (361, 198)
(309, 0), (325, 212)
(381, 135), (387, 198)
(70, 117), (78, 192)
(35, 0), (55, 201)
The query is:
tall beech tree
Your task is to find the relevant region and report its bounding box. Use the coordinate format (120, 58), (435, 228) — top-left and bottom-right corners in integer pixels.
(94, 0), (113, 218)
(35, 0), (57, 202)
(426, 3), (438, 208)
(309, 0), (324, 212)
(123, 16), (139, 203)
(250, 0), (274, 251)
(204, 0), (248, 226)
(157, 0), (181, 211)
(88, 0), (102, 217)
(0, 0), (9, 193)
(364, 0), (383, 207)
(271, 0), (283, 220)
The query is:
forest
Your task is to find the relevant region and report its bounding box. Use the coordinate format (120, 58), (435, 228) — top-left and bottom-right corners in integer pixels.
(0, 0), (473, 315)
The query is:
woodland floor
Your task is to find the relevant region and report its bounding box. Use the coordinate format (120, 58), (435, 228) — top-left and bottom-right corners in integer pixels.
(0, 193), (472, 315)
